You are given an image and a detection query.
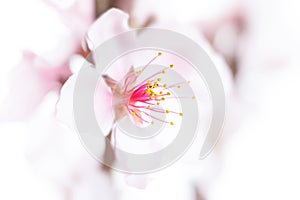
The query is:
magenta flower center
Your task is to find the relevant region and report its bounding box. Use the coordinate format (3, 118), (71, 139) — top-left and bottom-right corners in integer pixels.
(120, 52), (195, 126)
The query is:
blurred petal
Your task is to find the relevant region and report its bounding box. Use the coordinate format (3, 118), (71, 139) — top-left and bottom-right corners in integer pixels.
(125, 174), (152, 189)
(0, 52), (71, 121)
(25, 95), (115, 199)
(40, 0), (95, 66)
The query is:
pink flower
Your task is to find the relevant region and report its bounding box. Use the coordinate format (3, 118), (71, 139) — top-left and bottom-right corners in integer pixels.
(57, 8), (233, 189)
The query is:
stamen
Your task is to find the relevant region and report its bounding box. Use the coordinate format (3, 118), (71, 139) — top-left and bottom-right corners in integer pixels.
(128, 67), (169, 93)
(160, 96), (196, 99)
(140, 52), (162, 73)
(139, 110), (170, 123)
(124, 52), (193, 126)
(159, 81), (189, 90)
(127, 106), (151, 123)
(135, 113), (150, 123)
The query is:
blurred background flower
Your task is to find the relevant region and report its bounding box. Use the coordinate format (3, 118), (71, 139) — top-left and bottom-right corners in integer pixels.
(0, 0), (300, 199)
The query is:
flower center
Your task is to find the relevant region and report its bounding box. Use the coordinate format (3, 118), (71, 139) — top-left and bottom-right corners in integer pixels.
(125, 52), (195, 126)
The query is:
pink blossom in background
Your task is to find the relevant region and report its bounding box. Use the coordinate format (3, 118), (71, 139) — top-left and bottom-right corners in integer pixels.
(36, 0), (95, 66)
(0, 0), (94, 121)
(0, 52), (71, 121)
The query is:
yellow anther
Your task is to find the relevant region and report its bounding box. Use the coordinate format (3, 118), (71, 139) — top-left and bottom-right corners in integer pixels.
(131, 112), (135, 117)
(187, 80), (191, 84)
(170, 122), (174, 125)
(147, 105), (151, 109)
(162, 70), (166, 74)
(157, 78), (161, 81)
(151, 121), (154, 125)
(166, 92), (171, 95)
(161, 97), (165, 101)
(169, 64), (174, 68)
(179, 113), (183, 116)
(158, 52), (162, 56)
(136, 70), (142, 74)
(159, 91), (163, 94)
(166, 110), (170, 114)
(192, 96), (196, 99)
(177, 85), (181, 88)
(156, 102), (160, 105)
(163, 84), (167, 88)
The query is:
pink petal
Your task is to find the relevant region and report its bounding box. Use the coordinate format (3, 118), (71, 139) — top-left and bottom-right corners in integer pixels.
(94, 79), (115, 136)
(57, 68), (114, 136)
(56, 73), (78, 129)
(85, 8), (130, 51)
